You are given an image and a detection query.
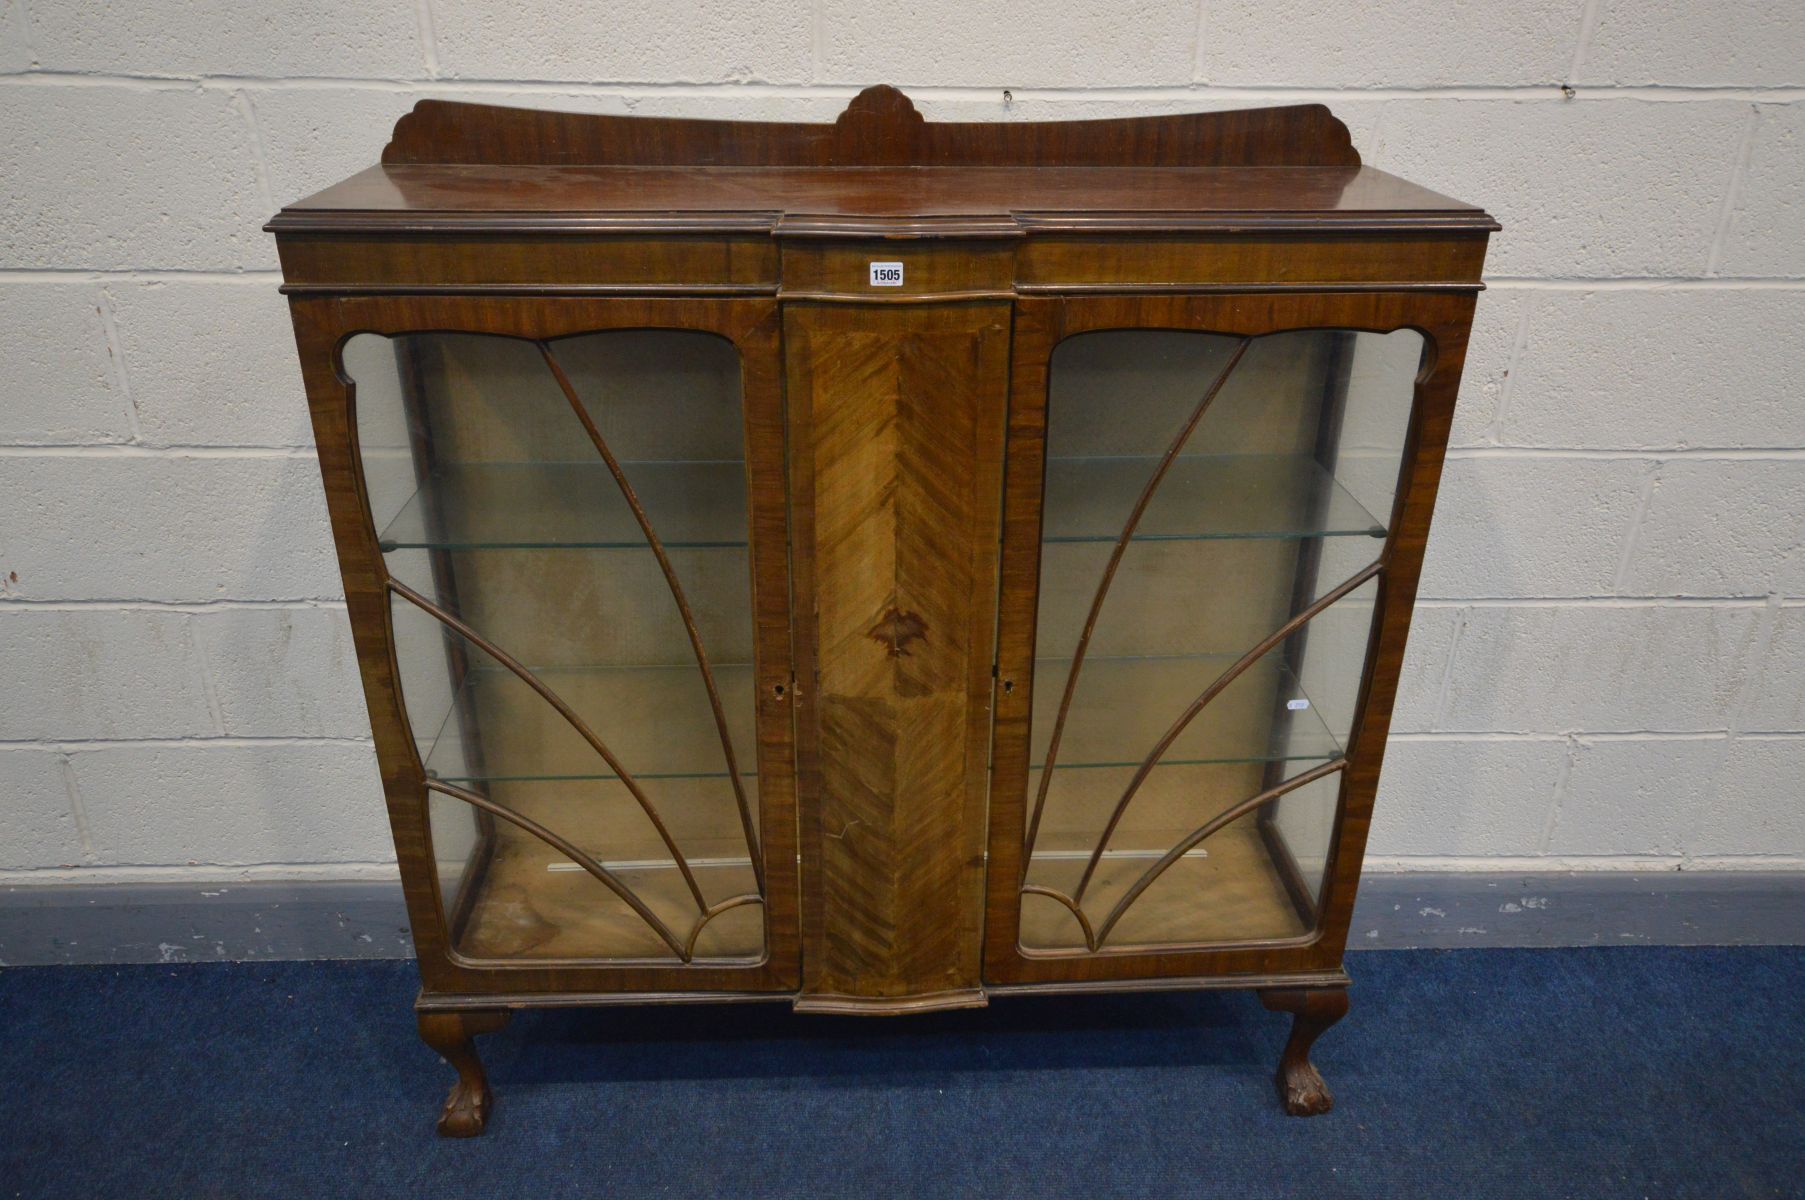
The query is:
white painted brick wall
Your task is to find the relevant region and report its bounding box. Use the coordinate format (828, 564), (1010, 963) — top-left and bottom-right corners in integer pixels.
(22, 0), (425, 77)
(435, 0), (815, 83)
(190, 607), (370, 739)
(71, 743), (391, 866)
(1550, 736), (1724, 857)
(1200, 1), (1579, 87)
(1438, 605), (1763, 733)
(1740, 605), (1805, 731)
(1720, 105), (1805, 276)
(817, 1), (1196, 88)
(1370, 99), (1749, 278)
(0, 456), (339, 601)
(1579, 0), (1805, 87)
(107, 281), (315, 447)
(1, 748), (85, 869)
(1499, 289), (1805, 449)
(1, 1), (1801, 886)
(1, 83), (274, 270)
(0, 282), (131, 444)
(0, 610), (219, 741)
(1417, 457), (1652, 598)
(1369, 737), (1569, 857)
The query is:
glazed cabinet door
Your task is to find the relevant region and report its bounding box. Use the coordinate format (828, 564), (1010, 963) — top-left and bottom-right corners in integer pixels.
(289, 296), (798, 996)
(984, 293), (1475, 987)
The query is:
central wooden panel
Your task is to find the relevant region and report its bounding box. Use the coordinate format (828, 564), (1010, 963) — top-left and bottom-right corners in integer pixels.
(787, 300), (1010, 1011)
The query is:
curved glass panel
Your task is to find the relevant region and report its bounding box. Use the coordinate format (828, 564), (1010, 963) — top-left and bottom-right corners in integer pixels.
(344, 330), (762, 963)
(1020, 328), (1421, 952)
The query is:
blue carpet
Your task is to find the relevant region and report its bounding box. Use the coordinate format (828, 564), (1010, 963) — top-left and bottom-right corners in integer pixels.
(2, 946), (1800, 1198)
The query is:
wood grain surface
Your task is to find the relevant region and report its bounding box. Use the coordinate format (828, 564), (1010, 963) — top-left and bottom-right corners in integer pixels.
(378, 85), (1360, 169)
(787, 300), (1009, 1010)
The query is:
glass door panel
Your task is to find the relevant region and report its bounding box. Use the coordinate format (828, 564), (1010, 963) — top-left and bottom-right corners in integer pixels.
(343, 330), (765, 964)
(1019, 328), (1421, 953)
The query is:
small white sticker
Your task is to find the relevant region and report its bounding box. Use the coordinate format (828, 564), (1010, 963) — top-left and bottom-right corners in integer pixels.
(869, 261), (904, 287)
(1286, 698), (1311, 711)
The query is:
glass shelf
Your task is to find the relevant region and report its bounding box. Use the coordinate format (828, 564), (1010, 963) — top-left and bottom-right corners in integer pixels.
(421, 661), (758, 784)
(377, 454), (1382, 553)
(378, 461), (749, 552)
(1030, 653), (1341, 770)
(1041, 454), (1384, 543)
(422, 653), (1334, 785)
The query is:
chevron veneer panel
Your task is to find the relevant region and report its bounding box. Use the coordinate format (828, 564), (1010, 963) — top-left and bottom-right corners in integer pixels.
(787, 301), (1010, 1010)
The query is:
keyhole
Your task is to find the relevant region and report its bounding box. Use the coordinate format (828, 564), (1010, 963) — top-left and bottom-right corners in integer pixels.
(772, 683), (787, 700)
(1002, 679), (1015, 695)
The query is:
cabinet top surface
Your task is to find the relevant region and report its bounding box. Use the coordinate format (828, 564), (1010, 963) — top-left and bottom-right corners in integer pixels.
(268, 87), (1496, 237)
(280, 162), (1490, 235)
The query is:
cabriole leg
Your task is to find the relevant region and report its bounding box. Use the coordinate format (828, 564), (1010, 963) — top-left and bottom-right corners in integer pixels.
(1258, 986), (1350, 1116)
(416, 1008), (512, 1137)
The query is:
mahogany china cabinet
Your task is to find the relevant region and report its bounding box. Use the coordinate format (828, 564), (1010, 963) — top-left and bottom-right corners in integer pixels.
(266, 85), (1496, 1134)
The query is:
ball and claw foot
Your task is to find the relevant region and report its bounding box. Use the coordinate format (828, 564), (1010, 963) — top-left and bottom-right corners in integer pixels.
(436, 1074), (493, 1138)
(1259, 986), (1350, 1117)
(417, 1009), (511, 1138)
(1277, 1055), (1336, 1116)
